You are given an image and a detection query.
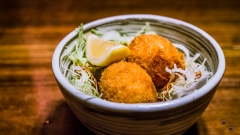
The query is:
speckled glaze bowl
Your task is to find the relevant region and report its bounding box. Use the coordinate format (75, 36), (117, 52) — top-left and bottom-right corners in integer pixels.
(52, 14), (225, 135)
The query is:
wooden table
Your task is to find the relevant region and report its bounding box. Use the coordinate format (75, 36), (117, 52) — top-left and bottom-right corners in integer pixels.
(0, 0), (239, 134)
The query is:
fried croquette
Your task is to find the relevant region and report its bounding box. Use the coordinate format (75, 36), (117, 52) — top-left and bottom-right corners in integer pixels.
(127, 34), (185, 88)
(99, 61), (157, 103)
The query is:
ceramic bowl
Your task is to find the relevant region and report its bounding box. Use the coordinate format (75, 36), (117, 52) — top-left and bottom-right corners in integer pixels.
(52, 14), (225, 135)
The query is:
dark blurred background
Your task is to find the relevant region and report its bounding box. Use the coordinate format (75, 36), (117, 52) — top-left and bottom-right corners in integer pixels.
(1, 0), (239, 27)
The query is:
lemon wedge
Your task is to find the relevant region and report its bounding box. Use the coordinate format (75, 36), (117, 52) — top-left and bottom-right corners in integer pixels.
(86, 34), (130, 66)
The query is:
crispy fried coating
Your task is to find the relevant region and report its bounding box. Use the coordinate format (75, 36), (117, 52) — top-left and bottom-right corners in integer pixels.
(99, 61), (157, 103)
(127, 34), (185, 88)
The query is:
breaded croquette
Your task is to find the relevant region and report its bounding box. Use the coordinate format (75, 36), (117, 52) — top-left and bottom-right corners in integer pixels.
(99, 61), (157, 103)
(127, 34), (185, 88)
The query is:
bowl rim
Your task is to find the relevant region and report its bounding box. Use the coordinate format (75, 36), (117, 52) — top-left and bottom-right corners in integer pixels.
(52, 14), (225, 112)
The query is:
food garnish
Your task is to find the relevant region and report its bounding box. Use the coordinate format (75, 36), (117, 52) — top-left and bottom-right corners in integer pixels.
(60, 24), (100, 97)
(159, 43), (213, 101)
(86, 33), (130, 67)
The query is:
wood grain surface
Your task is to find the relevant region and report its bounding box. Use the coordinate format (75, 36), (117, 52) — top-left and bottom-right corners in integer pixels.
(0, 0), (240, 134)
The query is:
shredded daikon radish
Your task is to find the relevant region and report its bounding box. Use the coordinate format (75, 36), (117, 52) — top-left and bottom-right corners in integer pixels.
(158, 43), (213, 101)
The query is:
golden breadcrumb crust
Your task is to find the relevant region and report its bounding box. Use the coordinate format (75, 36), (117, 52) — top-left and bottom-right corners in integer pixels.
(99, 61), (157, 103)
(127, 34), (185, 88)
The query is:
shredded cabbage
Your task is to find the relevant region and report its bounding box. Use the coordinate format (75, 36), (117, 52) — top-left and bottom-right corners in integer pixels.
(60, 24), (100, 97)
